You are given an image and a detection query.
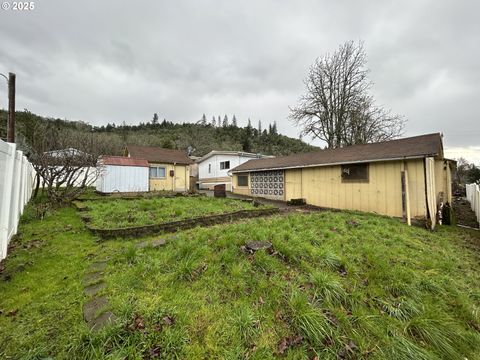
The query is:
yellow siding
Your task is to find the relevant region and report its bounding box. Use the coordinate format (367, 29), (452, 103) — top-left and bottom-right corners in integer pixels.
(284, 159), (427, 218)
(232, 174), (251, 196)
(404, 159), (427, 217)
(285, 169), (302, 199)
(434, 159), (454, 205)
(232, 159), (432, 218)
(149, 163), (190, 191)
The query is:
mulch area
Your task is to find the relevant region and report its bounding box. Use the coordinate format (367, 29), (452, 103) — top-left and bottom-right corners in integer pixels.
(453, 197), (479, 229)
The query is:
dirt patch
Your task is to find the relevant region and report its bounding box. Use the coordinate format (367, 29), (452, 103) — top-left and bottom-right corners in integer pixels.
(453, 197), (479, 229)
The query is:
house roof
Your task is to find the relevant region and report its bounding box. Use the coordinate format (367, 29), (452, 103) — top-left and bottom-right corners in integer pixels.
(231, 133), (444, 173)
(99, 155), (149, 167)
(196, 150), (274, 163)
(126, 145), (193, 164)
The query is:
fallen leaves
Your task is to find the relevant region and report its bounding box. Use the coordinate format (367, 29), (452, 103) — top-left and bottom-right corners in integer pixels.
(128, 314), (145, 331)
(277, 335), (303, 354)
(162, 315), (175, 326)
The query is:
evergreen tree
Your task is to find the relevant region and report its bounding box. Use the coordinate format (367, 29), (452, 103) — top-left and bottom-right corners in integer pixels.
(272, 121), (278, 135)
(200, 113), (207, 125)
(242, 120), (253, 152)
(257, 120), (262, 134)
(152, 113), (159, 125)
(211, 116), (216, 127)
(217, 116), (221, 128)
(232, 115), (238, 127)
(222, 114), (229, 127)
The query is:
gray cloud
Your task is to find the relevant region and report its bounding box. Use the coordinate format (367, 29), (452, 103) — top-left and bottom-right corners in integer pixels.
(0, 0), (479, 161)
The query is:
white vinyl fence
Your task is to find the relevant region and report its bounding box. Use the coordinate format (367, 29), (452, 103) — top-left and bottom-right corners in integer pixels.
(466, 183), (480, 226)
(0, 140), (36, 261)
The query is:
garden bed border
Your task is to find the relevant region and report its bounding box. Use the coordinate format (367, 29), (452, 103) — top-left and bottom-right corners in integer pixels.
(84, 208), (280, 239)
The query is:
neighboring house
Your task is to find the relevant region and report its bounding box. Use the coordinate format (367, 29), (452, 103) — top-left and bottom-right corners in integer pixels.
(44, 147), (87, 158)
(230, 133), (454, 228)
(96, 156), (149, 193)
(42, 147), (97, 188)
(197, 151), (273, 191)
(124, 145), (193, 192)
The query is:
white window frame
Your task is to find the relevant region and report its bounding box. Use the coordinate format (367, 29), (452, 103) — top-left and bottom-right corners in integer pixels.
(150, 166), (166, 179)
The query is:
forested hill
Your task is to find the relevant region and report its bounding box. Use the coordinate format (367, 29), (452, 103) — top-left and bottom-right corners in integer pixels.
(0, 110), (317, 157)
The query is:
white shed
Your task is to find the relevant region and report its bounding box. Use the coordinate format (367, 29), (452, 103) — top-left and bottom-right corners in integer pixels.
(97, 156), (149, 193)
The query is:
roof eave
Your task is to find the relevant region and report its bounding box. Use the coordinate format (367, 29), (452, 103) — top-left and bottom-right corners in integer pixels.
(231, 154), (436, 173)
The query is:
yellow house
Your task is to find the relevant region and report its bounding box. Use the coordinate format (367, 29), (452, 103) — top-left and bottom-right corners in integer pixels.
(124, 145), (193, 192)
(230, 133), (454, 229)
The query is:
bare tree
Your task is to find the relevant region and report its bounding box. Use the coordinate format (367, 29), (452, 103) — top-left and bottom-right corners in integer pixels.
(289, 41), (405, 148)
(29, 125), (106, 204)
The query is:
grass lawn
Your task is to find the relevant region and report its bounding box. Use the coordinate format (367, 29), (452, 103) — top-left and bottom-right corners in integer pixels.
(1, 201), (480, 359)
(82, 196), (266, 229)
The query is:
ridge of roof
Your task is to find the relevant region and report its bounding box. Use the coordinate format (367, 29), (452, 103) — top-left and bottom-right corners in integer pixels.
(126, 144), (193, 164)
(99, 155), (149, 167)
(231, 133), (443, 173)
(196, 150), (273, 163)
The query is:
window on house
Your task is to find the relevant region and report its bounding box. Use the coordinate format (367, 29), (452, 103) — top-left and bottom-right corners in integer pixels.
(237, 175), (248, 186)
(208, 164), (211, 173)
(220, 161), (230, 170)
(150, 166), (166, 178)
(341, 163), (369, 182)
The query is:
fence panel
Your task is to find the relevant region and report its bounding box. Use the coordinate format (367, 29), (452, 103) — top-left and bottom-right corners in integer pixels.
(466, 183), (480, 225)
(0, 140), (36, 261)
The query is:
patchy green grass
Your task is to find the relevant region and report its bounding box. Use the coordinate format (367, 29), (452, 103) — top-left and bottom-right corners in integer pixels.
(1, 202), (480, 359)
(82, 196), (265, 229)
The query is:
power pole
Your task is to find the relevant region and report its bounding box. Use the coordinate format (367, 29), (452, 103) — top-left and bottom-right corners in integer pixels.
(7, 72), (15, 143)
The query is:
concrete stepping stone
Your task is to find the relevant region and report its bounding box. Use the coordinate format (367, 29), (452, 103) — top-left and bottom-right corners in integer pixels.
(89, 260), (107, 272)
(246, 241), (272, 251)
(83, 271), (103, 286)
(135, 236), (172, 249)
(151, 238), (166, 248)
(84, 281), (106, 297)
(135, 241), (149, 249)
(83, 296), (109, 323)
(88, 311), (117, 331)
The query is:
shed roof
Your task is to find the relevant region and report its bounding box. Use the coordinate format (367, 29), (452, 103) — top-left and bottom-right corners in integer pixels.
(99, 155), (149, 167)
(231, 133), (444, 173)
(126, 145), (193, 165)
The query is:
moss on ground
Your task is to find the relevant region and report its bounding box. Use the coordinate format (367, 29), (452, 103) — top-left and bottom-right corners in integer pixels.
(1, 201), (480, 359)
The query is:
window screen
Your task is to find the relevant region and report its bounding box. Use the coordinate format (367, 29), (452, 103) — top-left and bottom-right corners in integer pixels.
(341, 163), (369, 182)
(220, 161), (230, 170)
(237, 175), (248, 186)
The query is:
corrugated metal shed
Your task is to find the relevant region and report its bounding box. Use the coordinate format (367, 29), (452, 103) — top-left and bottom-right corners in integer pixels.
(97, 156), (149, 193)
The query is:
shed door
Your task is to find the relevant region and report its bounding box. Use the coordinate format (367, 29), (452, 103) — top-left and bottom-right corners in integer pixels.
(250, 170), (284, 200)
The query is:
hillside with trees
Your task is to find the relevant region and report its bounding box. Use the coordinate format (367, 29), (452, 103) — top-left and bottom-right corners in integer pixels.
(0, 110), (317, 158)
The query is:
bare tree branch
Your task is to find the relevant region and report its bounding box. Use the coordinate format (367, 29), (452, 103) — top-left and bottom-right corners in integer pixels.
(289, 41), (405, 148)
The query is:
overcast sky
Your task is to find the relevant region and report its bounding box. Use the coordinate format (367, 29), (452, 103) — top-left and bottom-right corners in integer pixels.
(1, 0), (479, 163)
